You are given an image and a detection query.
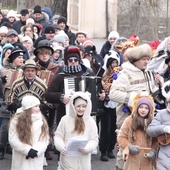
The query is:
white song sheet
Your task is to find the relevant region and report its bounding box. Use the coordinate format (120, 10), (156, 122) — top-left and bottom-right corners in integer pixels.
(66, 136), (88, 157)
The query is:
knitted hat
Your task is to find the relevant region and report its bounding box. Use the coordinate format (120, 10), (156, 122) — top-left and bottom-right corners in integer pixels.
(74, 97), (87, 108)
(124, 44), (152, 63)
(0, 26), (8, 34)
(52, 34), (65, 45)
(20, 9), (29, 16)
(33, 5), (42, 14)
(57, 16), (67, 25)
(34, 39), (54, 56)
(108, 31), (119, 40)
(44, 25), (55, 34)
(22, 36), (33, 45)
(75, 31), (87, 38)
(8, 48), (25, 63)
(64, 46), (81, 65)
(84, 46), (96, 56)
(132, 91), (155, 116)
(21, 95), (40, 110)
(21, 59), (38, 70)
(52, 14), (60, 21)
(7, 29), (18, 37)
(82, 37), (94, 47)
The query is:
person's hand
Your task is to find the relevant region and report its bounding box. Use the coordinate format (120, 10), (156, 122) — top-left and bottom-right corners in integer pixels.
(128, 144), (140, 155)
(78, 147), (89, 154)
(60, 146), (67, 156)
(26, 149), (38, 159)
(164, 126), (170, 133)
(99, 90), (105, 101)
(154, 73), (164, 87)
(147, 150), (156, 161)
(63, 95), (70, 105)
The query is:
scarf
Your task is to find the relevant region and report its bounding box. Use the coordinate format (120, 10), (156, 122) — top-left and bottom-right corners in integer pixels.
(63, 64), (82, 74)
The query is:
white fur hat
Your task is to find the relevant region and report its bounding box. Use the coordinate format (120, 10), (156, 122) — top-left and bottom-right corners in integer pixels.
(22, 95), (40, 110)
(108, 31), (119, 40)
(124, 43), (152, 63)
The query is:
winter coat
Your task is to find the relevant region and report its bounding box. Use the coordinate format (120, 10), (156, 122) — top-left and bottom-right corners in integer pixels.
(54, 91), (98, 170)
(100, 40), (111, 58)
(109, 61), (158, 128)
(146, 109), (170, 170)
(13, 19), (26, 34)
(9, 112), (49, 170)
(118, 115), (157, 170)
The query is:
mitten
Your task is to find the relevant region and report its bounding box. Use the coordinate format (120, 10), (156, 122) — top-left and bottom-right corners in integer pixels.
(78, 148), (89, 154)
(128, 144), (140, 155)
(164, 126), (170, 133)
(147, 150), (156, 161)
(60, 146), (67, 156)
(26, 149), (38, 159)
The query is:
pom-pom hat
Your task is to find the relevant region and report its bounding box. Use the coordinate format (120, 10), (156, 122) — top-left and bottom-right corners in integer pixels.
(132, 91), (155, 116)
(64, 46), (81, 65)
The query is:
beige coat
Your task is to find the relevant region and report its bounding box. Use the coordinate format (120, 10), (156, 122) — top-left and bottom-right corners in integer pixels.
(118, 116), (157, 170)
(109, 61), (158, 128)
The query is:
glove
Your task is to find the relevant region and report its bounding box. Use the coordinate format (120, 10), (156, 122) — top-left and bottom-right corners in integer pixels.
(147, 150), (156, 161)
(78, 148), (89, 155)
(128, 144), (140, 155)
(26, 149), (38, 159)
(60, 146), (67, 156)
(164, 126), (170, 133)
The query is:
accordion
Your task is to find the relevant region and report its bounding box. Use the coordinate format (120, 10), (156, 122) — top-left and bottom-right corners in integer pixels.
(5, 69), (23, 89)
(64, 76), (102, 115)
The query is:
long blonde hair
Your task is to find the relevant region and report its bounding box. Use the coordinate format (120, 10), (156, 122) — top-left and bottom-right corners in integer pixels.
(15, 109), (49, 145)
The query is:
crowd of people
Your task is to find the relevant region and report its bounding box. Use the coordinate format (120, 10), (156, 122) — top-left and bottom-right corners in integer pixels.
(0, 4), (170, 170)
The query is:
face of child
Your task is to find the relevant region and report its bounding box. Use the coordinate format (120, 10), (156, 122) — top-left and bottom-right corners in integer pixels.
(75, 104), (87, 117)
(110, 60), (118, 69)
(31, 105), (40, 114)
(138, 104), (150, 117)
(53, 50), (60, 59)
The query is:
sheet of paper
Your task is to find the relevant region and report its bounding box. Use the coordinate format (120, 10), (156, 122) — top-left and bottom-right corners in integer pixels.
(66, 136), (88, 157)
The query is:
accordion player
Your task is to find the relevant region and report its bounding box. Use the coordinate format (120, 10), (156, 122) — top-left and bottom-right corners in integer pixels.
(64, 76), (102, 115)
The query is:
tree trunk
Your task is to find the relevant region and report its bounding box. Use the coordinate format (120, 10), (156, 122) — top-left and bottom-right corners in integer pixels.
(52, 0), (68, 18)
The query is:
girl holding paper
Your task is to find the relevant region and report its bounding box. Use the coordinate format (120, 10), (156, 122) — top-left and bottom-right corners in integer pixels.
(54, 91), (98, 170)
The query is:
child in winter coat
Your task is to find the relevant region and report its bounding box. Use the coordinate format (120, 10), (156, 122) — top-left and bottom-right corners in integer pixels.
(9, 95), (49, 170)
(54, 91), (98, 170)
(117, 91), (157, 170)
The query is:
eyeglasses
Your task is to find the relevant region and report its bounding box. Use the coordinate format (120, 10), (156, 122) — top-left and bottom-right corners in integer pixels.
(68, 58), (78, 63)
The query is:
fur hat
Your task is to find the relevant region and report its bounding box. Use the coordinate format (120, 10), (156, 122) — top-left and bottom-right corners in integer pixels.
(33, 5), (42, 14)
(132, 91), (155, 116)
(57, 16), (67, 25)
(64, 46), (81, 65)
(74, 97), (87, 108)
(22, 36), (33, 45)
(8, 48), (25, 63)
(124, 44), (152, 63)
(108, 31), (119, 40)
